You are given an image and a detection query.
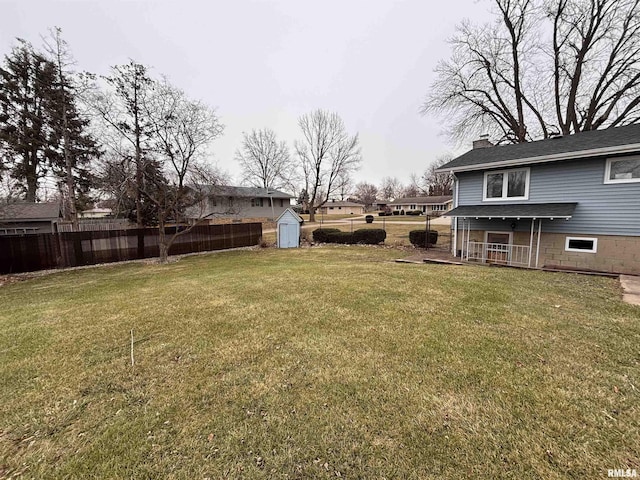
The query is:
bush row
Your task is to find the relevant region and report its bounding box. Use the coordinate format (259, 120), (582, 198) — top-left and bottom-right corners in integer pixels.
(409, 229), (439, 247)
(312, 228), (387, 245)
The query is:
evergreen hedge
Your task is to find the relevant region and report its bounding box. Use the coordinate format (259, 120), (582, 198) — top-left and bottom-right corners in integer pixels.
(312, 228), (386, 245)
(409, 229), (438, 247)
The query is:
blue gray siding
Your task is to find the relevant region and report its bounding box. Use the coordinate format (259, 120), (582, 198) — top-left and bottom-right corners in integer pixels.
(456, 156), (640, 236)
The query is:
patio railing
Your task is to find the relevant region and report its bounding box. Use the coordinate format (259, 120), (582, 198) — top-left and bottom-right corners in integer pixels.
(465, 241), (531, 267)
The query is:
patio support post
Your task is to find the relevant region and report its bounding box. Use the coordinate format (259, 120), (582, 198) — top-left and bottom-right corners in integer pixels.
(528, 218), (535, 268)
(466, 218), (471, 261)
(452, 217), (457, 256)
(459, 218), (463, 259)
(535, 219), (542, 268)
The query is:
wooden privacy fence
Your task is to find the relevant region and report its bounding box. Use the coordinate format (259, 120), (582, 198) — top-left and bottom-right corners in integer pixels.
(0, 223), (262, 274)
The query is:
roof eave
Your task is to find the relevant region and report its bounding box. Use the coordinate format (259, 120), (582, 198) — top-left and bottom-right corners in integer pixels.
(436, 142), (640, 173)
(444, 214), (572, 219)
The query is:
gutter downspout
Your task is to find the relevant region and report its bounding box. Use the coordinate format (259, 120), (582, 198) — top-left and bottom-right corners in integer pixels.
(452, 173), (458, 256)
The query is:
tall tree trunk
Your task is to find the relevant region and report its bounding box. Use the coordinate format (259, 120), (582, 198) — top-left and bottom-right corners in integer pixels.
(134, 81), (143, 227)
(25, 152), (37, 202)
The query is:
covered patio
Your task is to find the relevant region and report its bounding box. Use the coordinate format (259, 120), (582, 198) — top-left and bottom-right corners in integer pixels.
(445, 203), (578, 268)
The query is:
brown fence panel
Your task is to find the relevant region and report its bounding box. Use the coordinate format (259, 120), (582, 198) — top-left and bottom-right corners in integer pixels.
(0, 234), (61, 273)
(0, 222), (262, 274)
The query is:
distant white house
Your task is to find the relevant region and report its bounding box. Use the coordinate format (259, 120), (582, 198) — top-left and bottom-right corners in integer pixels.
(193, 185), (293, 221)
(79, 208), (113, 219)
(388, 196), (453, 215)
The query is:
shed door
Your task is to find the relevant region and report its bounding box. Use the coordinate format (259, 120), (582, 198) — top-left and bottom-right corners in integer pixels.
(279, 223), (298, 248)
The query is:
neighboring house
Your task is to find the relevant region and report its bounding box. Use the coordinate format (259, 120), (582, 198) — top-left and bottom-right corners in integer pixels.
(194, 186), (293, 221)
(79, 208), (113, 219)
(438, 124), (640, 274)
(372, 200), (389, 211)
(389, 196), (453, 215)
(0, 202), (62, 235)
(318, 200), (365, 215)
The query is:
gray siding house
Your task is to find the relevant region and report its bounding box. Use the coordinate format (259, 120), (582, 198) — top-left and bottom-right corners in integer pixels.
(193, 186), (293, 221)
(438, 124), (640, 274)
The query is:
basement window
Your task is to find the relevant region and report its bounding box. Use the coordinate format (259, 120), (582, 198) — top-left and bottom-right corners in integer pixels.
(565, 236), (597, 253)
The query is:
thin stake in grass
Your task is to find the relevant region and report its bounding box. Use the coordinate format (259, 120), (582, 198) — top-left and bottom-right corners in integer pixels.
(130, 329), (134, 367)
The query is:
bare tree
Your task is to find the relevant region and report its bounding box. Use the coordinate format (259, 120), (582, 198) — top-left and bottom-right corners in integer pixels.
(335, 171), (353, 201)
(379, 176), (403, 201)
(423, 0), (640, 144)
(422, 155), (454, 196)
(295, 109), (361, 222)
(236, 128), (296, 191)
(354, 182), (378, 210)
(88, 61), (154, 226)
(143, 78), (225, 262)
(549, 0), (640, 132)
(402, 173), (423, 198)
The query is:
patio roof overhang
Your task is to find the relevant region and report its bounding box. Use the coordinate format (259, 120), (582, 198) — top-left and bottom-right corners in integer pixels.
(444, 202), (577, 220)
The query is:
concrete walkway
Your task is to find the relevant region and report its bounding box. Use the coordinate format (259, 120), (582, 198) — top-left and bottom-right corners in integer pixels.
(620, 275), (640, 306)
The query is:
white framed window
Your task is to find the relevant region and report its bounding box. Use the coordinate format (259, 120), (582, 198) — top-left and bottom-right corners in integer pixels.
(483, 167), (530, 201)
(565, 236), (598, 253)
(604, 156), (640, 184)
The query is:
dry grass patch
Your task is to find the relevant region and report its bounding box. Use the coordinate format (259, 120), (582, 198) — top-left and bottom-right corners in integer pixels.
(0, 247), (638, 478)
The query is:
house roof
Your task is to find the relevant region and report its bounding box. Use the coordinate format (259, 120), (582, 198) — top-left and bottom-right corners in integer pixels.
(438, 124), (640, 173)
(389, 196), (453, 205)
(203, 185), (293, 199)
(322, 201), (364, 207)
(0, 202), (61, 221)
(444, 202), (578, 219)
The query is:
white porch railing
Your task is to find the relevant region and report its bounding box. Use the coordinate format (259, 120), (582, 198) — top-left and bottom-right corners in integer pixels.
(465, 241), (531, 267)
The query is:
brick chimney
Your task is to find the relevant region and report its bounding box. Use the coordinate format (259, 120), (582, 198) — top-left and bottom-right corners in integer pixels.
(472, 134), (493, 149)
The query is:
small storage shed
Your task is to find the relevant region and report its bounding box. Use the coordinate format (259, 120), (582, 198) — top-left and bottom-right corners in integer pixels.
(276, 208), (303, 248)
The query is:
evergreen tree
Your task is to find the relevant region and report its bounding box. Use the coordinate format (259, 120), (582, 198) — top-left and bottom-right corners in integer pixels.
(0, 37), (99, 206)
(44, 27), (100, 220)
(0, 41), (57, 201)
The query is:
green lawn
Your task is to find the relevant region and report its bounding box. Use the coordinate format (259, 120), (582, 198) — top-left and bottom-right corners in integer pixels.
(1, 247), (639, 478)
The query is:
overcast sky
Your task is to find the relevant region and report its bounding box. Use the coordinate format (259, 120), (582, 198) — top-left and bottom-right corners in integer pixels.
(0, 0), (496, 189)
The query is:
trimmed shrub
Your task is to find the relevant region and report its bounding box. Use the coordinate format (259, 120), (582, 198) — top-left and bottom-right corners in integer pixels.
(332, 231), (356, 244)
(409, 229), (438, 247)
(365, 215), (374, 224)
(400, 210), (405, 215)
(406, 210), (423, 216)
(353, 228), (386, 244)
(392, 210), (400, 216)
(312, 228), (386, 245)
(312, 228), (341, 243)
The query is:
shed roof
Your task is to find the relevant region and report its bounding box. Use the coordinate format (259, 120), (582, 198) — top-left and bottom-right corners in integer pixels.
(276, 208), (303, 223)
(0, 202), (61, 221)
(444, 202), (577, 219)
(438, 124), (640, 172)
